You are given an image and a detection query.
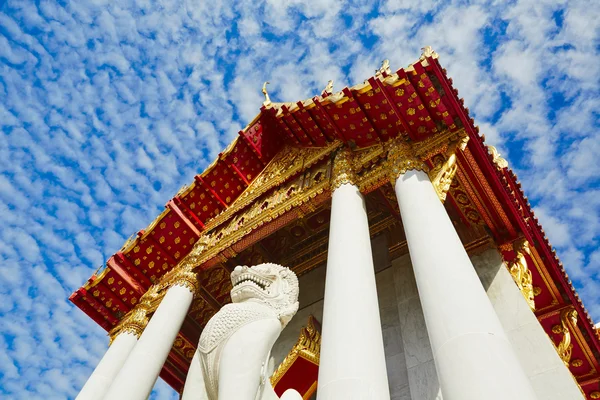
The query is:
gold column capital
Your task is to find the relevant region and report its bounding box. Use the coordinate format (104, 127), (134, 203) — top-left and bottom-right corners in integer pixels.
(109, 302), (151, 342)
(168, 265), (200, 294)
(385, 138), (427, 184)
(331, 147), (358, 191)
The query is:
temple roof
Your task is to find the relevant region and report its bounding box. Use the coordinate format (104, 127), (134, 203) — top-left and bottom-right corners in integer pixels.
(70, 49), (600, 397)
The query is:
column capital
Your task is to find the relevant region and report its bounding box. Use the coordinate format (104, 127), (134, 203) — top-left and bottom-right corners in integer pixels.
(385, 138), (427, 184)
(331, 148), (358, 191)
(110, 302), (151, 342)
(164, 264), (200, 294)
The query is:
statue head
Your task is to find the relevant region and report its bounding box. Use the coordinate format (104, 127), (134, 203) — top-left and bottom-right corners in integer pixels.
(230, 263), (299, 328)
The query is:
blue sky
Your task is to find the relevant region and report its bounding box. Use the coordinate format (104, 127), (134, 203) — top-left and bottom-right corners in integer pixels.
(0, 0), (598, 398)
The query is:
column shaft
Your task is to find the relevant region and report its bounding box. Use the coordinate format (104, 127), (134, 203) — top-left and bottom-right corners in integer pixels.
(394, 169), (537, 400)
(76, 332), (138, 400)
(317, 183), (390, 400)
(102, 284), (194, 400)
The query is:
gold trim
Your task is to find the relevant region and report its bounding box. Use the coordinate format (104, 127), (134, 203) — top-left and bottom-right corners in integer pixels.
(331, 148), (358, 190)
(385, 138), (427, 183)
(508, 238), (536, 311)
(554, 307), (578, 367)
(271, 315), (321, 387)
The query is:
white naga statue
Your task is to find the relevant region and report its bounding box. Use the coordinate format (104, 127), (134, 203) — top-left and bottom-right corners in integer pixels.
(182, 263), (302, 400)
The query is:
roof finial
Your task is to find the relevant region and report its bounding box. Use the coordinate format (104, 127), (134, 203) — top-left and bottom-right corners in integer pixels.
(376, 59), (391, 77)
(420, 46), (438, 60)
(262, 81), (271, 106)
(321, 80), (334, 97)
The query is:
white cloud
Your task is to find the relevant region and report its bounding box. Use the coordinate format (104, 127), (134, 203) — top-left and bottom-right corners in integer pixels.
(0, 0), (598, 398)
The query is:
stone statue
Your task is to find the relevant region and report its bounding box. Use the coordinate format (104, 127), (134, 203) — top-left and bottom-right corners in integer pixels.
(182, 263), (302, 400)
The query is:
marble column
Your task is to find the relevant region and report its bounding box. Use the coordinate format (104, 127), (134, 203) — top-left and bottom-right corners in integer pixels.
(388, 141), (537, 400)
(76, 331), (139, 400)
(102, 269), (198, 400)
(317, 148), (390, 400)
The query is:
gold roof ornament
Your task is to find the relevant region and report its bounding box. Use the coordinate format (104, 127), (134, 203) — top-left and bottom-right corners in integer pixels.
(487, 145), (509, 169)
(376, 59), (391, 77)
(420, 46), (439, 60)
(321, 80), (334, 97)
(262, 81), (271, 107)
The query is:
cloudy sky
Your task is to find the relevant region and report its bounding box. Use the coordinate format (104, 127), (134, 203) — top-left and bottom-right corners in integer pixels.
(0, 0), (598, 398)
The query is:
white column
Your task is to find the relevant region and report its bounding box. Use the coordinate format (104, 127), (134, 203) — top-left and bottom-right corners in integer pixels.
(76, 332), (138, 400)
(393, 167), (537, 400)
(103, 283), (195, 400)
(317, 149), (390, 400)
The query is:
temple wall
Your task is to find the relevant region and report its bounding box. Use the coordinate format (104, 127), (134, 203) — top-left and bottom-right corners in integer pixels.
(471, 249), (584, 400)
(271, 238), (583, 400)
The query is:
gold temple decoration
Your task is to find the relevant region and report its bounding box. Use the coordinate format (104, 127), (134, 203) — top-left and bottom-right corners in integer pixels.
(508, 238), (536, 310)
(385, 138), (427, 184)
(419, 46), (439, 63)
(552, 307), (578, 367)
(109, 302), (151, 341)
(262, 81), (271, 106)
(331, 148), (358, 190)
(571, 359), (583, 368)
(376, 59), (391, 77)
(427, 133), (469, 202)
(591, 391), (600, 399)
(429, 153), (457, 202)
(487, 145), (508, 169)
(271, 315), (321, 387)
(108, 283), (161, 342)
(109, 264), (199, 342)
(321, 80), (334, 97)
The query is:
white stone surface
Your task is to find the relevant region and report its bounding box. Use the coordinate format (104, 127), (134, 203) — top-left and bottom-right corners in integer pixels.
(193, 263), (301, 400)
(471, 249), (584, 400)
(392, 254), (439, 400)
(76, 332), (138, 400)
(102, 284), (194, 400)
(317, 183), (390, 400)
(181, 349), (208, 400)
(394, 169), (537, 400)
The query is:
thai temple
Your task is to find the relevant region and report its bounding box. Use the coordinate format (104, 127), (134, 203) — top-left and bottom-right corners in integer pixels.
(71, 49), (600, 400)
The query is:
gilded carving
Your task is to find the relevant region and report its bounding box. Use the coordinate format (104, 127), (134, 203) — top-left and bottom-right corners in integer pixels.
(487, 145), (508, 169)
(262, 82), (271, 106)
(385, 138), (427, 183)
(205, 142), (340, 232)
(109, 301), (151, 342)
(429, 153), (458, 201)
(331, 148), (358, 190)
(271, 315), (321, 387)
(508, 238), (536, 311)
(553, 307), (578, 367)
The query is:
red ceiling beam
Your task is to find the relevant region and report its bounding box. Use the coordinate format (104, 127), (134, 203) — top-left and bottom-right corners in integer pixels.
(138, 230), (178, 266)
(296, 101), (333, 142)
(97, 281), (130, 314)
(113, 252), (152, 290)
(342, 87), (383, 141)
(281, 105), (315, 146)
(194, 175), (229, 208)
(369, 77), (412, 137)
(166, 200), (202, 237)
(238, 130), (268, 166)
(312, 97), (348, 142)
(221, 154), (250, 186)
(172, 197), (205, 230)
